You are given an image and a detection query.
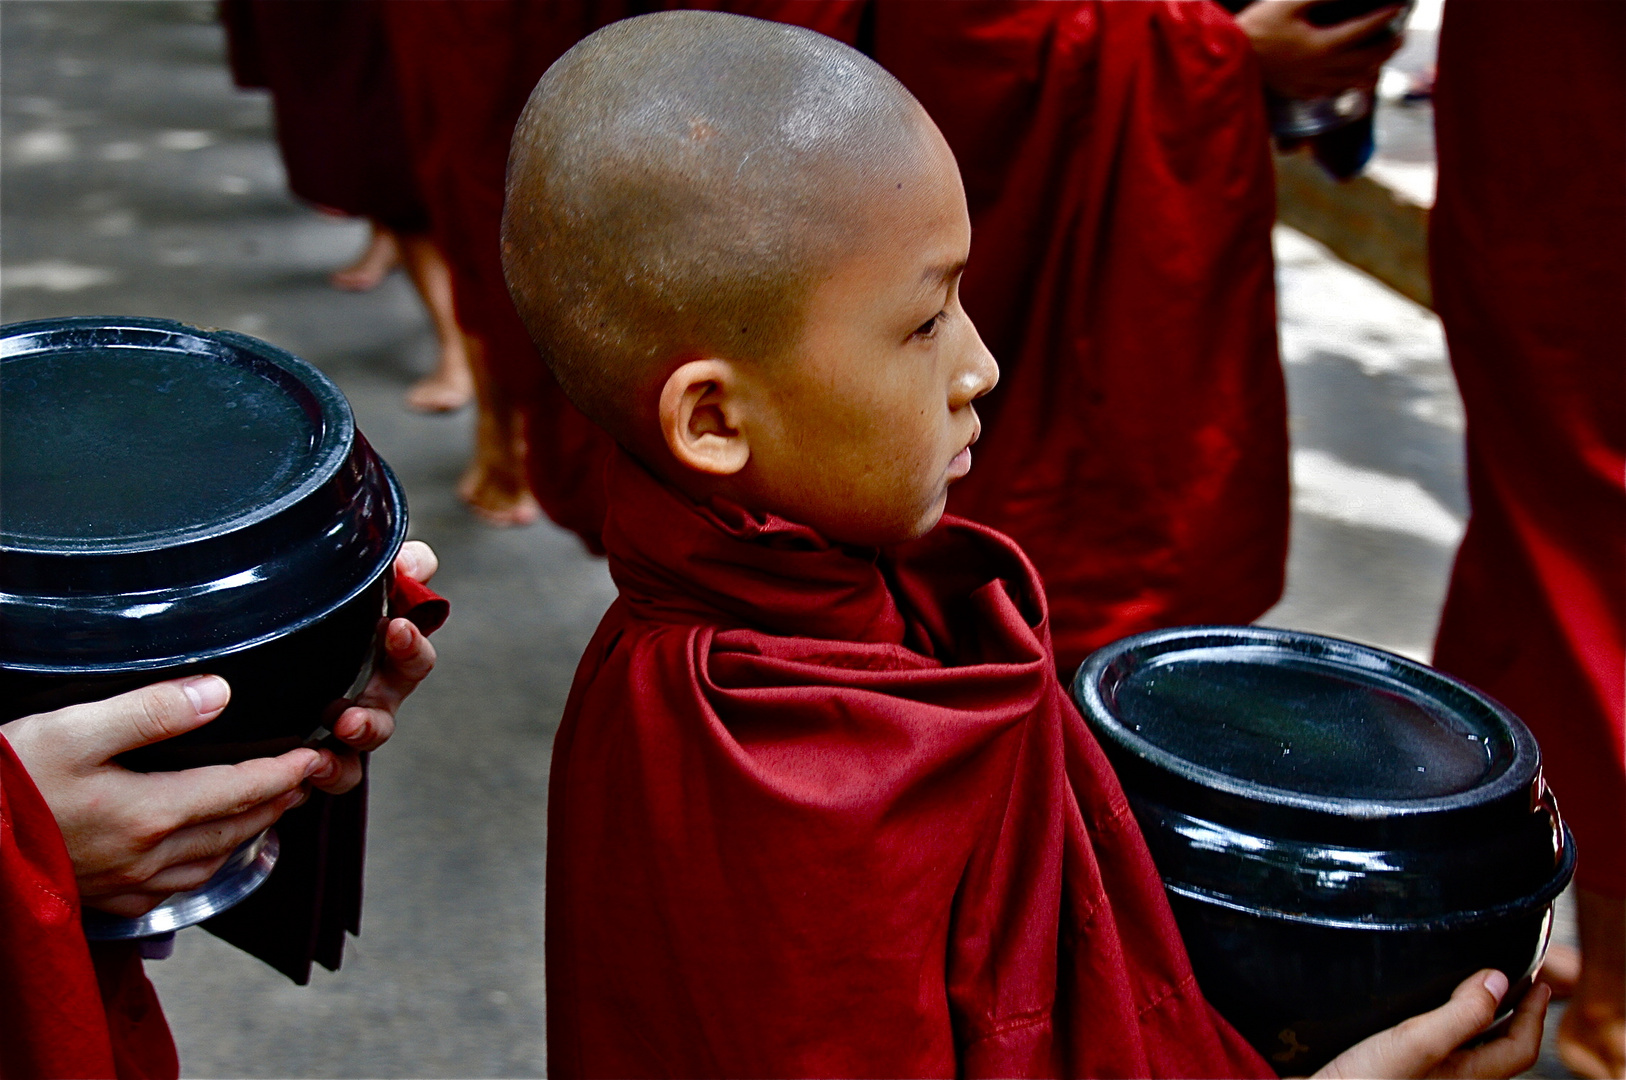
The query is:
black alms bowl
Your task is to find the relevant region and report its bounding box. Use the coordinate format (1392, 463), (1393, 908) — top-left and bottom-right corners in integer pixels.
(0, 317), (407, 770)
(1072, 626), (1573, 1074)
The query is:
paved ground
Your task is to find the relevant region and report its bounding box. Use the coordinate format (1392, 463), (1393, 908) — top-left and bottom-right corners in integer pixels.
(0, 3), (1574, 1077)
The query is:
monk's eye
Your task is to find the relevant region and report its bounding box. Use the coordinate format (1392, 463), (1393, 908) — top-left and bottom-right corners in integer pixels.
(914, 311), (945, 339)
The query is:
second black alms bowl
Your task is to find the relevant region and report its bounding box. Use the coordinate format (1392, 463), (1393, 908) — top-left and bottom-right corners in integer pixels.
(1073, 626), (1573, 1074)
(0, 316), (408, 770)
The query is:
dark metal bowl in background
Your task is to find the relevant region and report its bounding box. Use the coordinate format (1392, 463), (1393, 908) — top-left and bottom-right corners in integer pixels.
(0, 316), (407, 770)
(1073, 626), (1573, 1074)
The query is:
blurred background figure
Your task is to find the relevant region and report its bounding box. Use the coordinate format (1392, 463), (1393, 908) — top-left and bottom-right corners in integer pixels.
(221, 0), (474, 417)
(376, 3), (643, 533)
(1428, 3), (1625, 1076)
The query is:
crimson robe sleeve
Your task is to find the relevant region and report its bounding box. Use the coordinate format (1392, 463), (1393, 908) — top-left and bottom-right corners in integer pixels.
(1, 736), (178, 1080)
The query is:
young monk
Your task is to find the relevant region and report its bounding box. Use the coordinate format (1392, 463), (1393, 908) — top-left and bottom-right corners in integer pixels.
(502, 12), (1548, 1077)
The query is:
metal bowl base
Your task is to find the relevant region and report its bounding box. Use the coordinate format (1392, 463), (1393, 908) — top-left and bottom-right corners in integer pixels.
(82, 828), (279, 941)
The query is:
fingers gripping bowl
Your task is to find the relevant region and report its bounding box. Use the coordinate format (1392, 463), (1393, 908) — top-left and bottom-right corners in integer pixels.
(0, 316), (409, 933)
(1072, 626), (1573, 1074)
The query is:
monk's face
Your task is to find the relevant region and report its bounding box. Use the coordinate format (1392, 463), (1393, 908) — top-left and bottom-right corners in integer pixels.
(745, 125), (998, 545)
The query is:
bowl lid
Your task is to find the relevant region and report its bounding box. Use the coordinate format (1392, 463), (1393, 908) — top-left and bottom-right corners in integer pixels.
(3, 317), (351, 552)
(1074, 626), (1539, 835)
(1, 317), (405, 672)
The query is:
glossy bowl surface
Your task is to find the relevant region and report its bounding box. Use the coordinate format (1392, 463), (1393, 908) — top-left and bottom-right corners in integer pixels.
(1073, 625), (1573, 1072)
(0, 316), (407, 767)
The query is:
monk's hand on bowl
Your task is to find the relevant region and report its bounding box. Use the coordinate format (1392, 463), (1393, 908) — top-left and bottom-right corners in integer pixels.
(310, 540), (441, 795)
(1312, 969), (1550, 1079)
(1235, 0), (1405, 100)
(0, 675), (326, 917)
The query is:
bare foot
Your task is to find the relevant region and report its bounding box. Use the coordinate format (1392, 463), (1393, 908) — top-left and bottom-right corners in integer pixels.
(331, 224), (400, 292)
(1559, 1006), (1625, 1080)
(457, 463), (542, 527)
(396, 233), (475, 412)
(1556, 890), (1626, 1080)
(406, 362), (474, 413)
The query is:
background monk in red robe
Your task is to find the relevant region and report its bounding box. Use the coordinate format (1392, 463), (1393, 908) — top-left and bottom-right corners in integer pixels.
(1428, 3), (1626, 1076)
(0, 544), (441, 1078)
(503, 14), (1546, 1076)
(380, 2), (632, 533)
(220, 0), (473, 414)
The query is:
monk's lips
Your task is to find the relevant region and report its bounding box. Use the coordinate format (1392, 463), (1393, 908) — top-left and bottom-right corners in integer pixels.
(0, 316), (408, 772)
(1073, 625), (1573, 1075)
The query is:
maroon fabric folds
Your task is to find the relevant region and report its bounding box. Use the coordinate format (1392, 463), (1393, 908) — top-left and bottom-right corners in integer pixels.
(547, 451), (1271, 1079)
(1, 737), (178, 1080)
(879, 1), (1286, 675)
(678, 1), (1288, 675)
(1429, 0), (1626, 897)
(219, 0), (428, 233)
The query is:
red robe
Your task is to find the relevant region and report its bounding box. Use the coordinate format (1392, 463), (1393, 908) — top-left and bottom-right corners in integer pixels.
(547, 451), (1273, 1079)
(1, 737), (179, 1080)
(1429, 0), (1626, 898)
(878, 1), (1285, 676)
(220, 0), (428, 234)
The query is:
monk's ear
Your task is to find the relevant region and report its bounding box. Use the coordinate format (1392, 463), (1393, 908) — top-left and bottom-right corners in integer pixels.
(658, 359), (751, 476)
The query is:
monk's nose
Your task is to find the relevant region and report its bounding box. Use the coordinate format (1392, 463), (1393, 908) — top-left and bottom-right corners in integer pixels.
(955, 325), (999, 405)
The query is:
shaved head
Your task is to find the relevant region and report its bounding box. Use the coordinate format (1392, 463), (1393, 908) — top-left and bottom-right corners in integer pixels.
(502, 10), (933, 445)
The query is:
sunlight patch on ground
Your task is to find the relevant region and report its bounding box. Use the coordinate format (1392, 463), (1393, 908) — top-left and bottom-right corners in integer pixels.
(1, 260), (119, 292)
(1293, 448), (1464, 547)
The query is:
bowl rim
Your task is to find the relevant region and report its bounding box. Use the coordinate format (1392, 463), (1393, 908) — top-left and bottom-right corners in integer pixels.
(1073, 625), (1540, 820)
(0, 316), (354, 555)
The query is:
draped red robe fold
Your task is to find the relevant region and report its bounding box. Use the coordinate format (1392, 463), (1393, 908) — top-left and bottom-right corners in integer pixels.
(874, 1), (1285, 676)
(1429, 0), (1626, 897)
(547, 451), (1272, 1079)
